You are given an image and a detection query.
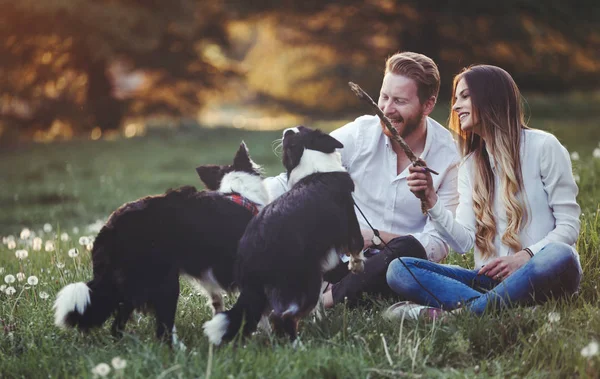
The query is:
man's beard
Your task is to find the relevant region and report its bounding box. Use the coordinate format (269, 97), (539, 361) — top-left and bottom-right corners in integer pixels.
(380, 112), (424, 139)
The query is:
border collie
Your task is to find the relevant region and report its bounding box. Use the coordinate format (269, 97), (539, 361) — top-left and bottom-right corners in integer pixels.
(203, 126), (365, 344)
(53, 142), (269, 344)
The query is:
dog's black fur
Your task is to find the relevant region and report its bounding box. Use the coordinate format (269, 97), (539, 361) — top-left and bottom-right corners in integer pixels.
(53, 143), (268, 344)
(203, 126), (365, 344)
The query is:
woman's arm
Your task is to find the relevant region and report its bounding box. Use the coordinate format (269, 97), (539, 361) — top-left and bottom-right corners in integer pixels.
(527, 134), (581, 254)
(407, 160), (476, 254)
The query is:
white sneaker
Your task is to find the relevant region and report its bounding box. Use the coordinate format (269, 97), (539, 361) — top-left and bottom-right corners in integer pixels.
(382, 301), (438, 321)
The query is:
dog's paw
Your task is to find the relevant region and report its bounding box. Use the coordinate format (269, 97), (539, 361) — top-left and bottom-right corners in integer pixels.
(348, 255), (365, 273)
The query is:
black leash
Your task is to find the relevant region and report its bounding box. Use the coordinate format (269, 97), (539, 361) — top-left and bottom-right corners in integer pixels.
(352, 198), (451, 311)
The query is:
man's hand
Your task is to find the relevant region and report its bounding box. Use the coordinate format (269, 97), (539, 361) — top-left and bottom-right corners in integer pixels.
(478, 250), (531, 281)
(407, 164), (437, 210)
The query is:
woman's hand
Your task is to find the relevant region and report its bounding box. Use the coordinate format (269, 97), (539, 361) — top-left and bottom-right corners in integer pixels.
(407, 164), (437, 210)
(478, 250), (531, 281)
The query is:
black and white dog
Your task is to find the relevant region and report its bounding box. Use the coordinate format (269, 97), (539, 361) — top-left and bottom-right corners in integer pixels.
(203, 126), (365, 344)
(53, 142), (269, 344)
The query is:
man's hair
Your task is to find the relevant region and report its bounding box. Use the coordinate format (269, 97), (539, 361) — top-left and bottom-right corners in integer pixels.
(384, 52), (440, 104)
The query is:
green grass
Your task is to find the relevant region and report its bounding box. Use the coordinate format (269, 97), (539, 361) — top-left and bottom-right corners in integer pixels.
(1, 118), (600, 378)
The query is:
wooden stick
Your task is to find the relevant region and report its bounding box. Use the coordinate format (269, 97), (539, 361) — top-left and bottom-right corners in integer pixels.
(348, 82), (439, 175)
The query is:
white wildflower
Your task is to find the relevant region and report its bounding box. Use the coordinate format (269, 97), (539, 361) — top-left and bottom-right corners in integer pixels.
(27, 276), (39, 286)
(60, 232), (69, 242)
(56, 262), (65, 269)
(5, 286), (16, 296)
(43, 223), (53, 233)
(72, 226), (79, 234)
(15, 249), (28, 260)
(91, 363), (111, 377)
(111, 357), (127, 370)
(0, 284), (5, 292)
(4, 274), (15, 284)
(593, 148), (600, 159)
(0, 267), (4, 274)
(86, 243), (94, 251)
(16, 272), (25, 282)
(39, 291), (49, 300)
(79, 236), (90, 246)
(68, 248), (79, 258)
(32, 237), (43, 251)
(581, 341), (599, 358)
(7, 240), (16, 249)
(547, 312), (560, 323)
(20, 228), (31, 240)
(45, 241), (55, 252)
(570, 151), (580, 161)
(573, 174), (580, 183)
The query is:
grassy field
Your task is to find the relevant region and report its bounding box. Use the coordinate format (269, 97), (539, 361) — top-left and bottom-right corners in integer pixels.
(1, 114), (600, 378)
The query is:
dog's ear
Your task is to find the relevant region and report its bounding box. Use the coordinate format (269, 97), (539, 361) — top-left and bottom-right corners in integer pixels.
(233, 141), (254, 173)
(308, 133), (344, 154)
(196, 165), (223, 190)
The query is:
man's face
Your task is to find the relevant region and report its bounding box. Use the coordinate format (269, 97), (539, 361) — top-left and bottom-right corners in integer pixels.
(377, 73), (426, 138)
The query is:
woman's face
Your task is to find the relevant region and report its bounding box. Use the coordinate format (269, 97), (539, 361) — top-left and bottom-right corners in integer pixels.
(452, 78), (477, 133)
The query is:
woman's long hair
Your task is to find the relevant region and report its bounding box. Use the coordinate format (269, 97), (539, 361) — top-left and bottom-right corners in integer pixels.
(449, 65), (529, 260)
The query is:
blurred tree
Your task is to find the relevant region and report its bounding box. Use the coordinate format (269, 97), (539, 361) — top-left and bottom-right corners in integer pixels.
(0, 0), (234, 134)
(227, 0), (599, 115)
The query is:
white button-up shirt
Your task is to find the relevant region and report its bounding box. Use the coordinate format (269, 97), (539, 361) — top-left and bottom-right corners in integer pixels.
(264, 115), (461, 262)
(427, 128), (581, 268)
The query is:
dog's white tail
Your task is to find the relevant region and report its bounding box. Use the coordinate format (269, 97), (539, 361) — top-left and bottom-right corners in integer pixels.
(53, 282), (91, 328)
(203, 313), (229, 345)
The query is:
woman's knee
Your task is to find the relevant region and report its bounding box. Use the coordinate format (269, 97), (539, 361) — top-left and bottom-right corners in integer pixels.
(386, 257), (419, 293)
(533, 243), (578, 270)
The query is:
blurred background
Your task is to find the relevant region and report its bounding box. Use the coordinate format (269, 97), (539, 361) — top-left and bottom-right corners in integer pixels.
(0, 0), (599, 141)
(1, 0), (599, 233)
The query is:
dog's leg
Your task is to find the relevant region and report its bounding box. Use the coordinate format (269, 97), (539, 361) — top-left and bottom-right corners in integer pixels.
(111, 302), (133, 338)
(153, 272), (180, 345)
(210, 292), (224, 315)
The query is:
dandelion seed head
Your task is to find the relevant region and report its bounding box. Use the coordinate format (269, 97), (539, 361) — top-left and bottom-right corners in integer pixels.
(15, 249), (28, 260)
(20, 228), (31, 240)
(0, 284), (5, 292)
(570, 151), (580, 161)
(593, 148), (600, 159)
(16, 272), (25, 282)
(0, 267), (4, 274)
(111, 357), (127, 370)
(7, 240), (16, 249)
(60, 233), (69, 242)
(5, 286), (16, 296)
(573, 174), (580, 183)
(86, 243), (94, 251)
(27, 276), (39, 286)
(581, 341), (599, 358)
(92, 363), (111, 377)
(43, 223), (53, 233)
(45, 241), (55, 252)
(4, 274), (15, 284)
(32, 237), (43, 251)
(79, 236), (90, 246)
(39, 291), (49, 300)
(547, 312), (560, 323)
(68, 248), (79, 258)
(56, 262), (65, 269)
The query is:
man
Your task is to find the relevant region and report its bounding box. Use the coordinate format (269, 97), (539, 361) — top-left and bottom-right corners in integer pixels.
(264, 52), (460, 308)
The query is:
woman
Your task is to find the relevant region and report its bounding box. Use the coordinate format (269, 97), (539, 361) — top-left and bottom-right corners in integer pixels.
(385, 65), (582, 318)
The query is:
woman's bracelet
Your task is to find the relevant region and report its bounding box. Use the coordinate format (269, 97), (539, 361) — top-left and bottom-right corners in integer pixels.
(523, 247), (534, 258)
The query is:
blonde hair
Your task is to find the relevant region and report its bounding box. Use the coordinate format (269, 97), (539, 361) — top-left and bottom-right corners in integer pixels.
(385, 52), (440, 104)
(449, 65), (529, 260)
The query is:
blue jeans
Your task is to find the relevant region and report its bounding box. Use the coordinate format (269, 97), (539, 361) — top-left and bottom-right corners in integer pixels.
(386, 242), (582, 315)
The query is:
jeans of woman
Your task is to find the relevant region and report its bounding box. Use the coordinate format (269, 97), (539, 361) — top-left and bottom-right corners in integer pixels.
(385, 242), (582, 315)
